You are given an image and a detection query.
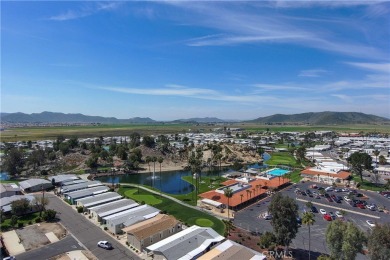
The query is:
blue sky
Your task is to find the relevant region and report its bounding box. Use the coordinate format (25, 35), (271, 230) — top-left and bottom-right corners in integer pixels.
(2, 1), (390, 120)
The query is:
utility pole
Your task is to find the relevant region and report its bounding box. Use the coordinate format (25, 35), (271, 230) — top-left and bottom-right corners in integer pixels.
(40, 184), (45, 217)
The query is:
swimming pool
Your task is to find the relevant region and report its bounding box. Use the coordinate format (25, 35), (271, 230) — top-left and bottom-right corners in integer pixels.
(266, 168), (290, 176)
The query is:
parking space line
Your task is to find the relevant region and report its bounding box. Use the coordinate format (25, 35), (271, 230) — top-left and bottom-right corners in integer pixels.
(296, 198), (381, 219)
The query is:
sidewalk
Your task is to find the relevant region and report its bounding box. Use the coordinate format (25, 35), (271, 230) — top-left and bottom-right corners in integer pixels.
(2, 230), (25, 255)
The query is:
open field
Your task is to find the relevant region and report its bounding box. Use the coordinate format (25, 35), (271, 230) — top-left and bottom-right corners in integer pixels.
(1, 123), (389, 142)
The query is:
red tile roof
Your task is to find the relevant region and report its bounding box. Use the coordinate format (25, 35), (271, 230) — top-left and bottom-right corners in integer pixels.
(199, 177), (289, 207)
(301, 168), (351, 180)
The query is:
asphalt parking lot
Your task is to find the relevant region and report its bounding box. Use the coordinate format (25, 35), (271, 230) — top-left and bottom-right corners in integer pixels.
(233, 181), (390, 260)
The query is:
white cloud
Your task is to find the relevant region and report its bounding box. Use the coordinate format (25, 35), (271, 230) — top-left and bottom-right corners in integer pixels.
(344, 62), (390, 73)
(49, 2), (123, 21)
(98, 84), (279, 104)
(162, 2), (387, 59)
(298, 69), (328, 77)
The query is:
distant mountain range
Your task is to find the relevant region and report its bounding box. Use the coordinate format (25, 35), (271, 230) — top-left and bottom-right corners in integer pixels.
(173, 117), (226, 123)
(0, 111), (388, 125)
(246, 112), (390, 125)
(0, 111), (155, 124)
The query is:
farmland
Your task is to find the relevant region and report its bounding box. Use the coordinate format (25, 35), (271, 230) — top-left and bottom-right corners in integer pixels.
(2, 123), (389, 142)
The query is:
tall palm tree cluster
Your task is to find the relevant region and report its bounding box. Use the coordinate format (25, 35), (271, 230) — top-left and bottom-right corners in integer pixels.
(188, 148), (204, 203)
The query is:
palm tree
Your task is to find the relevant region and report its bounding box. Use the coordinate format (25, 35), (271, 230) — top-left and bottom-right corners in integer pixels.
(145, 156), (151, 173)
(373, 150), (380, 168)
(224, 188), (233, 220)
(158, 157), (164, 194)
(302, 212), (315, 260)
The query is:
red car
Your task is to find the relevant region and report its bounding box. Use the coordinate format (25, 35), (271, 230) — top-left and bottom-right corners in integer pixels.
(323, 214), (332, 221)
(357, 203), (366, 209)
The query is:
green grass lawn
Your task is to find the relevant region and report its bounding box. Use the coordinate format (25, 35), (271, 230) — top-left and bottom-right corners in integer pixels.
(352, 176), (384, 192)
(118, 186), (225, 235)
(172, 176), (227, 206)
(266, 152), (300, 167)
(0, 180), (20, 184)
(0, 212), (41, 231)
(124, 189), (163, 205)
(287, 170), (303, 183)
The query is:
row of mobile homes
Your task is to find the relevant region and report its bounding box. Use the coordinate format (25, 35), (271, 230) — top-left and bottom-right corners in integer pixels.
(76, 192), (122, 210)
(103, 205), (160, 234)
(64, 186), (108, 204)
(89, 199), (139, 222)
(61, 181), (103, 194)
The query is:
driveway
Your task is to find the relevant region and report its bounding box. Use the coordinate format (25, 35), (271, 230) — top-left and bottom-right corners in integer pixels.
(15, 235), (83, 260)
(45, 193), (141, 260)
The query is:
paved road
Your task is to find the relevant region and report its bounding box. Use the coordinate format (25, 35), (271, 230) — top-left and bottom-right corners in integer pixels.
(46, 193), (140, 260)
(16, 235), (83, 260)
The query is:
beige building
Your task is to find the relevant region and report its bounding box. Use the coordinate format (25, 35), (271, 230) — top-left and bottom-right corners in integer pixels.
(198, 240), (266, 260)
(122, 214), (181, 252)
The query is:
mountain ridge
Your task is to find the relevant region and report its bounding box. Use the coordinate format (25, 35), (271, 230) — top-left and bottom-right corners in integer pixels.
(1, 111), (389, 125)
(246, 111), (390, 125)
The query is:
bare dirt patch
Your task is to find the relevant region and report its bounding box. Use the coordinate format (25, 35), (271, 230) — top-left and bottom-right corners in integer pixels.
(50, 250), (97, 260)
(15, 222), (66, 251)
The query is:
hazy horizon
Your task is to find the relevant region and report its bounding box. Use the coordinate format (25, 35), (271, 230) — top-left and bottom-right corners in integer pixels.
(2, 1), (390, 120)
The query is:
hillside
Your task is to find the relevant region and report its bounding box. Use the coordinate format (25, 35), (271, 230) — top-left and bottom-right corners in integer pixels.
(0, 111), (156, 124)
(247, 112), (390, 125)
(173, 117), (225, 123)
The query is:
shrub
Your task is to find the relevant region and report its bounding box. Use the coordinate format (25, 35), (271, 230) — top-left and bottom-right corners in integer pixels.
(140, 201), (145, 205)
(259, 231), (277, 249)
(35, 217), (42, 223)
(77, 207), (84, 213)
(104, 227), (108, 231)
(18, 222), (24, 228)
(0, 224), (11, 231)
(28, 220), (32, 225)
(43, 209), (57, 221)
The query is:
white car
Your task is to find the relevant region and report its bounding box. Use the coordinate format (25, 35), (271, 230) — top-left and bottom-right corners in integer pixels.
(335, 211), (343, 218)
(97, 241), (113, 249)
(320, 209), (327, 215)
(3, 257), (16, 260)
(325, 187), (334, 192)
(264, 214), (272, 220)
(366, 220), (376, 227)
(344, 196), (351, 202)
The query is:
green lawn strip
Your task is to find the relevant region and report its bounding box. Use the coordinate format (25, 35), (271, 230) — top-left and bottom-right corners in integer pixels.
(0, 180), (20, 184)
(352, 176), (384, 192)
(266, 152), (300, 167)
(288, 170), (303, 183)
(1, 212), (41, 231)
(118, 187), (225, 235)
(124, 189), (163, 205)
